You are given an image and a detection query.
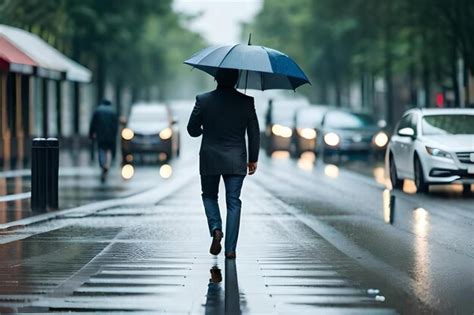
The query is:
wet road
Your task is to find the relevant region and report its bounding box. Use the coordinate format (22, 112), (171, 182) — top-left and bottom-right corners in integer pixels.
(0, 101), (472, 314)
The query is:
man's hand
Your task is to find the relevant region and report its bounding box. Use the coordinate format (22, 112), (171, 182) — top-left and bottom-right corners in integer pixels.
(247, 162), (258, 175)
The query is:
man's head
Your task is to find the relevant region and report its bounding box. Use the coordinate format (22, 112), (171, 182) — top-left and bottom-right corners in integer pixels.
(101, 99), (112, 106)
(215, 68), (239, 88)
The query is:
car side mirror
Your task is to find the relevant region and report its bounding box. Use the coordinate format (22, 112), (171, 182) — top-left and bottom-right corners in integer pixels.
(119, 116), (127, 126)
(377, 120), (387, 128)
(398, 127), (415, 138)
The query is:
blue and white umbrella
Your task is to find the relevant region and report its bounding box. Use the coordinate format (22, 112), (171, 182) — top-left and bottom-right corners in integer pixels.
(184, 39), (310, 91)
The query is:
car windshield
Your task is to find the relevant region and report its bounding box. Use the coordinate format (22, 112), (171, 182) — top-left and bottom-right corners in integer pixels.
(270, 100), (308, 126)
(324, 112), (376, 128)
(130, 107), (167, 123)
(422, 114), (474, 135)
(273, 108), (296, 126)
(296, 109), (325, 127)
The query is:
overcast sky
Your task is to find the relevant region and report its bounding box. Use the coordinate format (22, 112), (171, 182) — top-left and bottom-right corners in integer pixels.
(173, 0), (263, 45)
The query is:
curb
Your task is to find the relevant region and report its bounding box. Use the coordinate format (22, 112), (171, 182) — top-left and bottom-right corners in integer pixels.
(0, 166), (196, 232)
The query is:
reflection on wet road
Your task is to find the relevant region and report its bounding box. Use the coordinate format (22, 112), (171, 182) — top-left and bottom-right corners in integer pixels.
(0, 102), (472, 313)
(258, 150), (473, 313)
(413, 207), (431, 304)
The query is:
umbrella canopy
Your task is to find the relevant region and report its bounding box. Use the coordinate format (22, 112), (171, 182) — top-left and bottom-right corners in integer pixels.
(184, 44), (310, 91)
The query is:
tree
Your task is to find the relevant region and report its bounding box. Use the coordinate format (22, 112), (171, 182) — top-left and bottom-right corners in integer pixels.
(245, 0), (474, 126)
(0, 0), (207, 106)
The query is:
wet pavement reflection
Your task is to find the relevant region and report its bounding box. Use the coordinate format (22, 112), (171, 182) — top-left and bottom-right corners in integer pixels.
(412, 207), (432, 304)
(204, 265), (223, 314)
(0, 104), (472, 313)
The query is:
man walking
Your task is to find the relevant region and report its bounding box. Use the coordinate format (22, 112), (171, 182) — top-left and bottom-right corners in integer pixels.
(89, 99), (118, 181)
(187, 68), (260, 259)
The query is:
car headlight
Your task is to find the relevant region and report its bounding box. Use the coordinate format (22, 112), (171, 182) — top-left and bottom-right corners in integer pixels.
(159, 127), (173, 140)
(121, 128), (134, 140)
(324, 132), (340, 146)
(425, 146), (452, 159)
(373, 132), (389, 147)
(298, 128), (317, 140)
(271, 124), (292, 138)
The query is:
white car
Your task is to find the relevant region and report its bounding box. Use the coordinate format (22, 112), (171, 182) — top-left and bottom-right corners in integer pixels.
(386, 108), (474, 193)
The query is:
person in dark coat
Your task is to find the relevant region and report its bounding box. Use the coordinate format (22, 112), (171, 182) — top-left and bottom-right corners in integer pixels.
(187, 68), (260, 259)
(89, 99), (118, 180)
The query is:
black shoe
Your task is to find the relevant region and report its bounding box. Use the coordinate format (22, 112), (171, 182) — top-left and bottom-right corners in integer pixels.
(210, 229), (223, 255)
(210, 266), (222, 283)
(100, 168), (108, 182)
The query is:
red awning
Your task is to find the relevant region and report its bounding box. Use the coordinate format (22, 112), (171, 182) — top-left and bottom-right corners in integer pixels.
(0, 35), (36, 74)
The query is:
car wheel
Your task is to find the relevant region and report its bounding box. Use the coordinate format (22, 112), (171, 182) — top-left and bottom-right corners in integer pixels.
(463, 184), (471, 195)
(176, 136), (181, 157)
(266, 139), (274, 156)
(414, 156), (429, 193)
(165, 143), (173, 161)
(389, 155), (403, 189)
(291, 147), (301, 159)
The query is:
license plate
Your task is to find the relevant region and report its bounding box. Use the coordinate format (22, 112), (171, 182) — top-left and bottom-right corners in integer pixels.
(468, 166), (474, 174)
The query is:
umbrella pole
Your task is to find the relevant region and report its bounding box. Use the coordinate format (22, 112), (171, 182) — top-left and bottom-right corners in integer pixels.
(244, 70), (249, 94)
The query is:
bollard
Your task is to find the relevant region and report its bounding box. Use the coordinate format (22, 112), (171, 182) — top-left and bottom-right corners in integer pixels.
(46, 138), (59, 209)
(31, 138), (47, 211)
(31, 138), (59, 212)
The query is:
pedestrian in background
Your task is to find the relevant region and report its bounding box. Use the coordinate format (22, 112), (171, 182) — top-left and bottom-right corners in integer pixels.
(187, 68), (260, 259)
(89, 99), (118, 181)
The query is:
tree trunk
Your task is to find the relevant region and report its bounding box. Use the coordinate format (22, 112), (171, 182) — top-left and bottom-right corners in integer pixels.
(421, 31), (432, 108)
(96, 53), (106, 105)
(451, 44), (460, 107)
(319, 79), (328, 104)
(115, 79), (123, 118)
(131, 86), (139, 104)
(384, 30), (394, 127)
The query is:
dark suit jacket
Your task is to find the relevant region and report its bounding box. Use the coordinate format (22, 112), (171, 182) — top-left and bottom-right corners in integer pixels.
(89, 104), (118, 149)
(187, 86), (260, 176)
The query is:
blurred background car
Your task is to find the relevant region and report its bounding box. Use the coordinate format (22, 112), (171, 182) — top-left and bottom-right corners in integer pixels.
(292, 106), (327, 157)
(121, 103), (180, 163)
(317, 110), (389, 161)
(387, 108), (474, 193)
(264, 98), (309, 155)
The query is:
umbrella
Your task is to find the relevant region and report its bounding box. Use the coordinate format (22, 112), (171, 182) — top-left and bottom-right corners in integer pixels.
(184, 36), (310, 91)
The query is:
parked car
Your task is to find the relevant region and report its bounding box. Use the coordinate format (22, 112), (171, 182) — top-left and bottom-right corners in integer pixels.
(292, 106), (327, 157)
(386, 108), (474, 193)
(317, 110), (389, 160)
(264, 99), (309, 155)
(121, 103), (180, 163)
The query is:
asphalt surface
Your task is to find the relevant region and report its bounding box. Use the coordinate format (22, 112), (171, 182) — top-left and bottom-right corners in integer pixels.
(0, 100), (472, 314)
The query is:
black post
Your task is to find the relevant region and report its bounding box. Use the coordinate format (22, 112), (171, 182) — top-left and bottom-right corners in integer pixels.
(46, 138), (59, 209)
(42, 78), (49, 137)
(31, 138), (47, 211)
(31, 138), (59, 212)
(56, 81), (62, 137)
(73, 82), (80, 135)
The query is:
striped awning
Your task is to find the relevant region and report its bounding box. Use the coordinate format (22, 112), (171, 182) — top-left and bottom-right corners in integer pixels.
(0, 24), (92, 83)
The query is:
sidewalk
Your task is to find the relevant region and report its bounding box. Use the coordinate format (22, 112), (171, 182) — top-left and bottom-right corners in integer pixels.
(0, 176), (396, 314)
(0, 149), (168, 225)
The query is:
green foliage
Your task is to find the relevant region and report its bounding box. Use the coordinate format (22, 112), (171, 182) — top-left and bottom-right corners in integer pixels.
(0, 0), (207, 100)
(245, 0), (474, 107)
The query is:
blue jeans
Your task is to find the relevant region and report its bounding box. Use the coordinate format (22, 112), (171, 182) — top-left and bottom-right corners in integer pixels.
(98, 147), (111, 170)
(201, 175), (245, 253)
